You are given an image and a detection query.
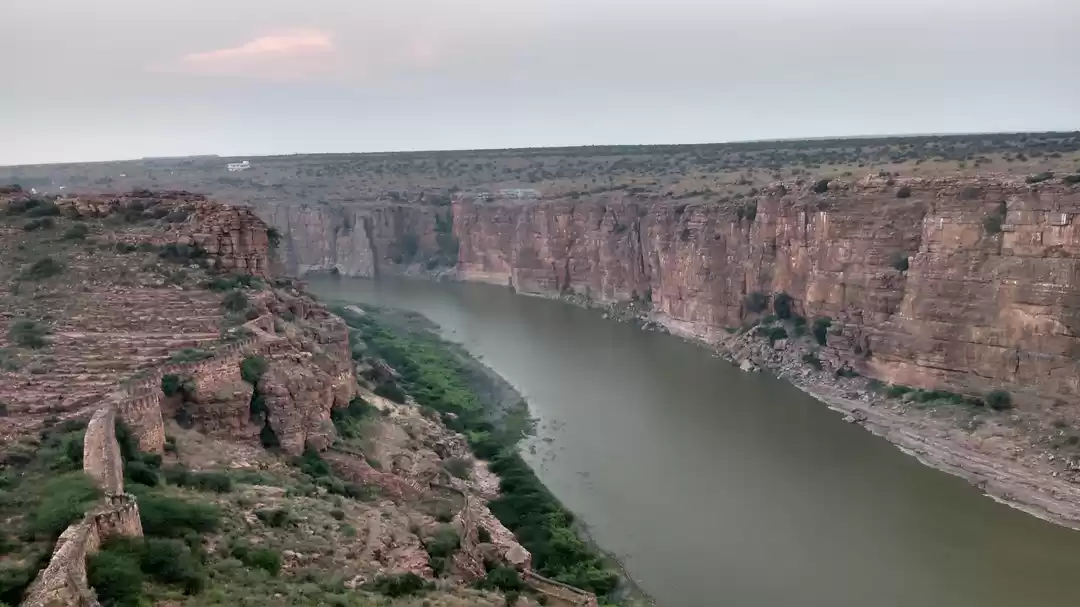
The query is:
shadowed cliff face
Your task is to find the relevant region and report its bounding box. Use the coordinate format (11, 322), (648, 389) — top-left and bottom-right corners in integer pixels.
(257, 176), (1080, 408)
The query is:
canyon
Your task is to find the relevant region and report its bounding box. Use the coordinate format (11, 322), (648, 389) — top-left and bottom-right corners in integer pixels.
(263, 174), (1080, 411)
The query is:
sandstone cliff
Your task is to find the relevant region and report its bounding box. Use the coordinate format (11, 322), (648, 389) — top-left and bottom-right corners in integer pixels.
(260, 175), (1080, 411)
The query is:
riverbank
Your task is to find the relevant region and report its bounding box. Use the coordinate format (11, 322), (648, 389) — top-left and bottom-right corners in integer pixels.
(332, 304), (654, 606)
(664, 309), (1080, 532)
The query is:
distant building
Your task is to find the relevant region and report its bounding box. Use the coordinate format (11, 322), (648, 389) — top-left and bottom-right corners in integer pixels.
(497, 188), (540, 200)
(227, 161), (251, 172)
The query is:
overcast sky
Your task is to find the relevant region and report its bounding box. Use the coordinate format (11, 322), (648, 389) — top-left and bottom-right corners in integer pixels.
(2, 0), (1078, 165)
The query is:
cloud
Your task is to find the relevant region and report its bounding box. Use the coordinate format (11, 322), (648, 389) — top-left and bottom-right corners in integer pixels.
(178, 29), (337, 79)
(184, 29), (333, 63)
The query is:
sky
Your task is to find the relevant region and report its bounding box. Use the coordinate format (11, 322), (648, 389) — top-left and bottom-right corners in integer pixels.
(1, 0), (1078, 166)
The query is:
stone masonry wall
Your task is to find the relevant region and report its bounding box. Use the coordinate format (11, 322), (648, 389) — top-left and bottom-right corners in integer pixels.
(21, 405), (143, 607)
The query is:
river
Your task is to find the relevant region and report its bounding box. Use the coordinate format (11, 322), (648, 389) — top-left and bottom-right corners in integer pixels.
(308, 275), (1080, 607)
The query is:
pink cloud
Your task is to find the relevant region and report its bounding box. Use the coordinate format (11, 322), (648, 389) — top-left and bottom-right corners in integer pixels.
(183, 29), (333, 64)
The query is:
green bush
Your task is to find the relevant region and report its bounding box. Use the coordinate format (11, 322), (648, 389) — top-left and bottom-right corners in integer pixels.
(24, 201), (60, 218)
(164, 468), (232, 493)
(477, 566), (526, 592)
(160, 373), (193, 398)
(8, 320), (49, 349)
(255, 508), (292, 528)
(744, 291), (768, 314)
(425, 526), (460, 575)
(773, 292), (794, 319)
(136, 493), (220, 538)
(890, 252), (910, 272)
(23, 217), (54, 231)
(812, 317), (832, 346)
(87, 550), (144, 607)
(166, 348), (212, 364)
(1026, 171), (1054, 184)
(802, 351), (822, 370)
(158, 243), (207, 263)
(984, 201), (1007, 235)
(374, 381), (407, 404)
(477, 526), (492, 543)
(143, 538), (205, 593)
(896, 185), (912, 198)
(443, 457), (471, 480)
(124, 461), (160, 487)
(18, 257), (64, 281)
(230, 542), (283, 576)
(27, 473), (102, 540)
(986, 389), (1013, 411)
(240, 355), (268, 386)
(63, 224), (89, 240)
(886, 384), (913, 398)
(812, 178), (831, 193)
(1063, 174), (1080, 185)
(755, 325), (788, 343)
(367, 572), (432, 597)
(222, 290), (249, 313)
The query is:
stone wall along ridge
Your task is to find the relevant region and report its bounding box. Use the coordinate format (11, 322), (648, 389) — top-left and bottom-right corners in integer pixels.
(21, 403), (143, 607)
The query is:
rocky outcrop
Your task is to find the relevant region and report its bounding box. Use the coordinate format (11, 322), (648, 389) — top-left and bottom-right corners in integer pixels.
(55, 190), (272, 277)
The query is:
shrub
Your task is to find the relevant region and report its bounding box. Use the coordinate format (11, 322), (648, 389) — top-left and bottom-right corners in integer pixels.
(773, 292), (794, 319)
(890, 252), (910, 272)
(367, 572), (433, 597)
(240, 355), (268, 386)
(426, 526), (460, 575)
(812, 178), (831, 193)
(124, 461), (160, 487)
(802, 351), (822, 370)
(19, 257), (64, 281)
(255, 508), (293, 528)
(886, 384), (913, 398)
(744, 291), (768, 314)
(63, 224), (89, 240)
(984, 201), (1007, 235)
(222, 290), (248, 313)
(136, 494), (220, 537)
(162, 466), (232, 493)
(160, 373), (193, 398)
(266, 227), (282, 250)
(374, 381), (407, 404)
(24, 201), (60, 217)
(87, 550), (144, 607)
(1063, 174), (1080, 185)
(230, 543), (283, 576)
(477, 566), (526, 593)
(1026, 171), (1054, 184)
(138, 538), (206, 594)
(27, 473), (102, 540)
(166, 348), (212, 364)
(896, 186), (912, 198)
(158, 243), (207, 262)
(812, 317), (832, 346)
(986, 389), (1013, 411)
(477, 526), (492, 543)
(23, 217), (54, 231)
(755, 325), (788, 343)
(8, 320), (49, 349)
(443, 457), (471, 480)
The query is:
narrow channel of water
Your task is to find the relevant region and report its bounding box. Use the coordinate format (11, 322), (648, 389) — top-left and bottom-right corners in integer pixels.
(309, 275), (1080, 607)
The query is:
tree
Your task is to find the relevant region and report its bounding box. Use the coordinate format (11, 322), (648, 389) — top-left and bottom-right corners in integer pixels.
(773, 292), (794, 319)
(745, 292), (768, 314)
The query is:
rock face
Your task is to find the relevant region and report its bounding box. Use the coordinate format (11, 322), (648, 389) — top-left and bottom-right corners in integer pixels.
(263, 175), (1080, 409)
(260, 202), (447, 277)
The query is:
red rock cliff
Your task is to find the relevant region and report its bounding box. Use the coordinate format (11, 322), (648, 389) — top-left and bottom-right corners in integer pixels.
(452, 176), (1080, 407)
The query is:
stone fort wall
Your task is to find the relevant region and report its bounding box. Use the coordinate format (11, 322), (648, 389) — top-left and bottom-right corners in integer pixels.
(21, 406), (143, 607)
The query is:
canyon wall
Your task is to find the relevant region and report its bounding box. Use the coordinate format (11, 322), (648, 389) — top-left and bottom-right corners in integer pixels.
(261, 175), (1080, 409)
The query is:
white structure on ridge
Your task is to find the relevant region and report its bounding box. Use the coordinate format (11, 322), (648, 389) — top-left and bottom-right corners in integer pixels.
(227, 160), (251, 172)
